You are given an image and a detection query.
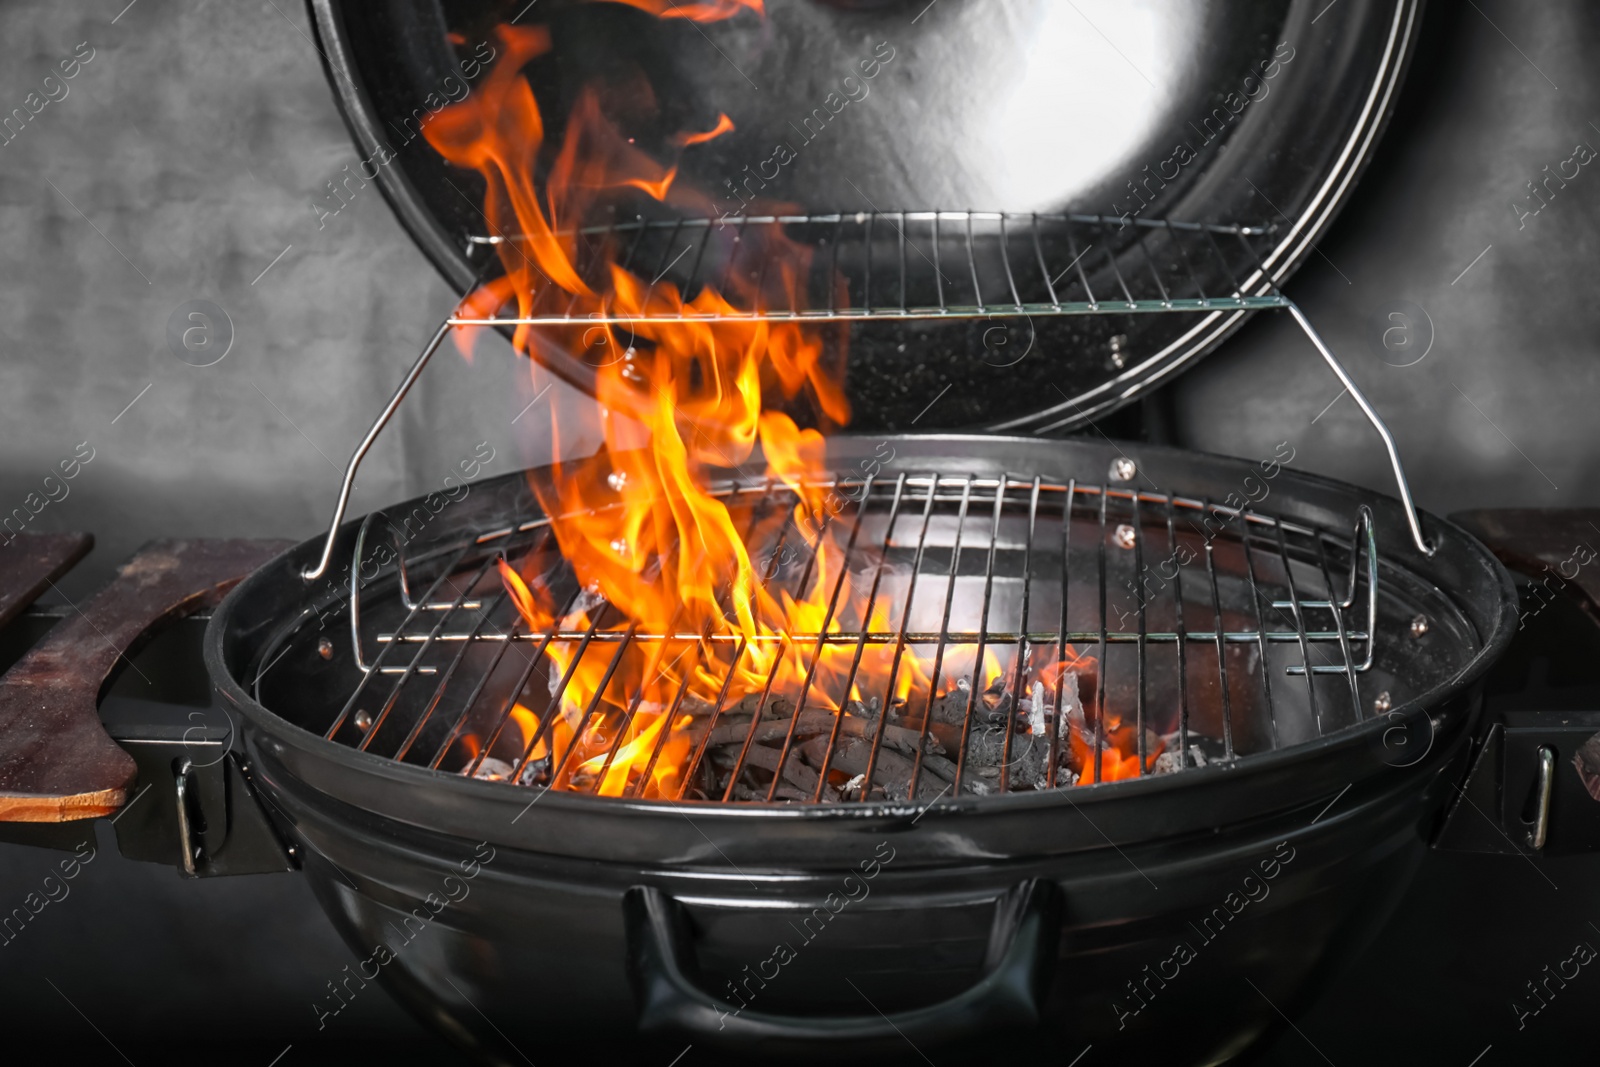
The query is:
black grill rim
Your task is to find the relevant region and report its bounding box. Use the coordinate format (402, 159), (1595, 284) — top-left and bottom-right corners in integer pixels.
(204, 435), (1517, 862)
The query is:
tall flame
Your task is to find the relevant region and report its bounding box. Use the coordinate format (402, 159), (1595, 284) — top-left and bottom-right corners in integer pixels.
(426, 8), (1148, 799)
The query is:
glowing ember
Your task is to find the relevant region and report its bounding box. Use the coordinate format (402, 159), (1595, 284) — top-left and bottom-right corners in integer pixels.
(427, 4), (1153, 800)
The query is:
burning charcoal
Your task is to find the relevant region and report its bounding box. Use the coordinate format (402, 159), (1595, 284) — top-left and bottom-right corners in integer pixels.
(800, 736), (958, 799)
(962, 725), (1053, 791)
(1057, 671), (1084, 739)
(710, 742), (826, 797)
(704, 711), (940, 758)
(1154, 731), (1216, 773)
(471, 757), (515, 782)
(981, 675), (1013, 719)
(1025, 681), (1050, 737)
(845, 696), (882, 720)
(731, 782), (825, 804)
(931, 679), (1011, 726)
(931, 685), (969, 725)
(517, 756), (551, 787)
(678, 694), (721, 718)
(725, 692), (794, 719)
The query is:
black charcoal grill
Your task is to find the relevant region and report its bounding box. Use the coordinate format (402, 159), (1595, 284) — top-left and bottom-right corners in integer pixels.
(0, 1), (1535, 1063)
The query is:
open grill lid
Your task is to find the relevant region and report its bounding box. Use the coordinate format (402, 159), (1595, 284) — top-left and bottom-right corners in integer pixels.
(307, 0), (1421, 434)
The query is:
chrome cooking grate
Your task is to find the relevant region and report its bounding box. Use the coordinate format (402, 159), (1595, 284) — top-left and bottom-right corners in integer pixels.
(296, 210), (1435, 586)
(457, 212), (1286, 324)
(256, 471), (1475, 805)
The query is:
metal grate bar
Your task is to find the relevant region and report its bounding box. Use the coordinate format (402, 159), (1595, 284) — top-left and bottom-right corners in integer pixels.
(1048, 478), (1076, 788)
(1100, 236), (1139, 310)
(666, 479), (785, 798)
(357, 554), (498, 754)
(860, 474), (942, 799)
(1201, 226), (1247, 299)
(544, 623), (639, 788)
(426, 562), (574, 771)
(1165, 219), (1207, 306)
(907, 477), (974, 799)
(323, 543), (471, 742)
(713, 215), (749, 293)
(1062, 221), (1097, 310)
(897, 212), (909, 314)
(587, 613), (688, 794)
(998, 215), (1024, 311)
(964, 213), (985, 314)
(459, 570), (591, 779)
(765, 482), (875, 802)
(717, 503), (839, 799)
(862, 212), (874, 311)
(1273, 521), (1324, 735)
(392, 582), (513, 765)
(999, 477), (1041, 793)
(1132, 493), (1149, 775)
(1282, 508), (1378, 674)
(1234, 506), (1279, 750)
(1132, 228), (1173, 310)
(1093, 490), (1109, 783)
(617, 216), (652, 277)
(827, 216), (844, 315)
(629, 659), (696, 799)
(1032, 214), (1064, 310)
(1164, 495), (1191, 768)
(449, 212), (1282, 325)
(811, 472), (911, 802)
(642, 218), (687, 309)
(1312, 534), (1364, 722)
(1201, 502), (1237, 761)
(952, 477), (1009, 794)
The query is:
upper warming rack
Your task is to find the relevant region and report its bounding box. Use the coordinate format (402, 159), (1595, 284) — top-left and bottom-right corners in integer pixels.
(454, 212), (1289, 325)
(297, 210), (1437, 587)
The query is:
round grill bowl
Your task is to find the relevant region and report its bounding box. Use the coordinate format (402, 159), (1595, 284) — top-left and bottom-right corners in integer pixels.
(205, 435), (1514, 1063)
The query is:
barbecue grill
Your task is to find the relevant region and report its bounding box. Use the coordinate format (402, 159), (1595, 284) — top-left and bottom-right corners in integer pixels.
(0, 0), (1539, 1062)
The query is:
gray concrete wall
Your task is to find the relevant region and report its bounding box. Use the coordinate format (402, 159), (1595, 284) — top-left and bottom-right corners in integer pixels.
(0, 0), (587, 598)
(1169, 2), (1600, 522)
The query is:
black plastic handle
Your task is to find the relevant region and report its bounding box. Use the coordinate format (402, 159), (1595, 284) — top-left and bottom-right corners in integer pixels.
(624, 878), (1061, 1051)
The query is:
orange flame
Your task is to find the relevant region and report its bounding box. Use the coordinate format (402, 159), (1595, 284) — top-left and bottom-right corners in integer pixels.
(428, 11), (1139, 799)
(600, 0), (764, 19)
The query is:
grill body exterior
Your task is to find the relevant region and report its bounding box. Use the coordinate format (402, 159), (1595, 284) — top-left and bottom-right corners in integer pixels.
(205, 436), (1516, 1061)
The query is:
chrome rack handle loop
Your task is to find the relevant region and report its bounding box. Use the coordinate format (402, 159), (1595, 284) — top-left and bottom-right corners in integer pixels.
(1284, 300), (1434, 557)
(348, 512), (380, 674)
(1278, 505), (1378, 676)
(301, 320), (454, 582)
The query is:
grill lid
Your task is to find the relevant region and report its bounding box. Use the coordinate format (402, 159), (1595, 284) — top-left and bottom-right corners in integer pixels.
(308, 0), (1421, 433)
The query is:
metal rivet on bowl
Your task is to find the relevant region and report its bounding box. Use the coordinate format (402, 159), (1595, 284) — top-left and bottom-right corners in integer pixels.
(1109, 333), (1129, 369)
(354, 709), (374, 732)
(1410, 615), (1429, 638)
(1113, 524), (1138, 550)
(1110, 457), (1137, 483)
(1373, 691), (1393, 714)
(317, 636), (334, 660)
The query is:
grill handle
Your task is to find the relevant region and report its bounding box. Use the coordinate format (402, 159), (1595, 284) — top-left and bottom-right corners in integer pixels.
(624, 878), (1061, 1050)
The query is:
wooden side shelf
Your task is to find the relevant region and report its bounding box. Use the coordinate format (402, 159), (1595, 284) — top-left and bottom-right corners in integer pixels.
(0, 538), (289, 823)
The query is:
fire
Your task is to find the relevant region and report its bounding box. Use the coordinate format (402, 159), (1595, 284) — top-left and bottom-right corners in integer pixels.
(426, 9), (1151, 799)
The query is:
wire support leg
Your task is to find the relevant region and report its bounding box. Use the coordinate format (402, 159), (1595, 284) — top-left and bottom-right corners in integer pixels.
(1285, 301), (1432, 557)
